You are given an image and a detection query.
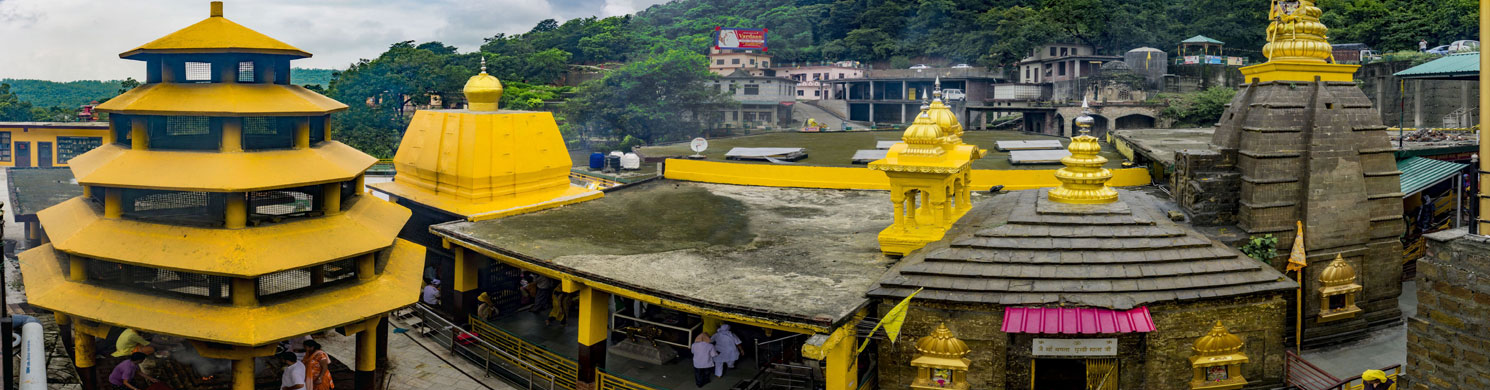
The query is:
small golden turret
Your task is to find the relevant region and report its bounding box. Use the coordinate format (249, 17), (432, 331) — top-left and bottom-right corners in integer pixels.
(901, 109), (946, 156)
(464, 57), (504, 111)
(1048, 99), (1119, 204)
(915, 324), (972, 359)
(1189, 321), (1250, 389)
(1319, 254), (1358, 287)
(910, 324), (972, 390)
(925, 77), (964, 144)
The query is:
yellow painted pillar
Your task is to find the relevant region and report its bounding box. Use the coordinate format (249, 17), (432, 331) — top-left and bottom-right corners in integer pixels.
(82, 185), (91, 198)
(295, 118), (311, 149)
(1480, 0), (1489, 235)
(323, 182), (342, 215)
(221, 117), (243, 152)
(129, 117), (148, 150)
(824, 327), (859, 390)
(355, 318), (379, 390)
(74, 327), (98, 390)
(323, 116), (333, 142)
(68, 254), (86, 282)
(452, 247), (480, 320)
(225, 192), (247, 229)
(354, 174), (365, 197)
(702, 316), (722, 334)
(232, 278), (257, 307)
(357, 253), (376, 281)
(103, 188), (123, 219)
(232, 357), (254, 390)
(577, 286), (611, 386)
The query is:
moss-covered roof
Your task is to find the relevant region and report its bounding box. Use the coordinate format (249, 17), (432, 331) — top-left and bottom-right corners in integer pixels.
(6, 168), (82, 222)
(432, 180), (904, 328)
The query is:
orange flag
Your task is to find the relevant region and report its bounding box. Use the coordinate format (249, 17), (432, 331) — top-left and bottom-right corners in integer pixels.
(1286, 221), (1307, 273)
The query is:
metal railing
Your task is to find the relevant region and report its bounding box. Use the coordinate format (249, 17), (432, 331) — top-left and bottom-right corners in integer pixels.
(465, 313), (578, 390)
(408, 303), (562, 390)
(596, 368), (670, 390)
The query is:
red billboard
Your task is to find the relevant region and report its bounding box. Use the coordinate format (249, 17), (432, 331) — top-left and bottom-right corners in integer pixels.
(715, 27), (768, 51)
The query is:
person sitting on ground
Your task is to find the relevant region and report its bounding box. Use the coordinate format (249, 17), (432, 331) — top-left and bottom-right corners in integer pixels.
(422, 278), (441, 306)
(279, 351), (306, 390)
(111, 328), (156, 358)
(108, 352), (158, 390)
(1361, 369), (1394, 390)
(477, 292), (499, 321)
(303, 340), (334, 390)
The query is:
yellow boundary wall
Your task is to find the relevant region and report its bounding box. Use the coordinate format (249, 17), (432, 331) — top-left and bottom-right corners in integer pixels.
(663, 159), (1151, 190)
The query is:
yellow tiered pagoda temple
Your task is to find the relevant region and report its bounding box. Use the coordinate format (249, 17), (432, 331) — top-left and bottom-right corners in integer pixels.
(19, 2), (423, 389)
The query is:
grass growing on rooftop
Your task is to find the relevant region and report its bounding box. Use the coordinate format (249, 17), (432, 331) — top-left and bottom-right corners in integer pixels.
(635, 130), (1127, 170)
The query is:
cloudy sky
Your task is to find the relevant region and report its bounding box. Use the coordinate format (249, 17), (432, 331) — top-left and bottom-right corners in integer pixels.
(0, 0), (671, 81)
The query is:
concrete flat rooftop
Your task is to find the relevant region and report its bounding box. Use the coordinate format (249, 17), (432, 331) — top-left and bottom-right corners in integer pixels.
(6, 167), (82, 221)
(1109, 128), (1215, 167)
(431, 180), (900, 329)
(637, 130), (1126, 170)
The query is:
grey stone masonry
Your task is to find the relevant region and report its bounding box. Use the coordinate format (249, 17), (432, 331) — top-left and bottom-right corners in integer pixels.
(1405, 229), (1490, 390)
(1179, 78), (1406, 347)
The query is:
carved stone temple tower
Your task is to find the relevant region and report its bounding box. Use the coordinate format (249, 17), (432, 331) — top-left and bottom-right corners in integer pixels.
(1175, 0), (1404, 346)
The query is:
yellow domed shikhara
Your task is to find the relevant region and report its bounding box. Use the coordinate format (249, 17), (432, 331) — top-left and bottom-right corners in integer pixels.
(1320, 254), (1358, 287)
(370, 65), (601, 221)
(19, 3), (422, 388)
(1240, 0), (1357, 83)
(1048, 100), (1119, 204)
(915, 324), (972, 359)
(465, 57), (504, 111)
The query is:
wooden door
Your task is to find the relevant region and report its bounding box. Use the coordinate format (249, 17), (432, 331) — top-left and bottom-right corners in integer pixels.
(37, 141), (52, 167)
(14, 142), (30, 167)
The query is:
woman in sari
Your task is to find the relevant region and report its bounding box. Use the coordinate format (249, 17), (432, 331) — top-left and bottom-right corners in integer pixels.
(303, 340), (334, 390)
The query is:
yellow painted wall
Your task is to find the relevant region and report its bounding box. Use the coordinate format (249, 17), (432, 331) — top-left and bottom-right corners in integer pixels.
(0, 124), (111, 167)
(664, 159), (1151, 191)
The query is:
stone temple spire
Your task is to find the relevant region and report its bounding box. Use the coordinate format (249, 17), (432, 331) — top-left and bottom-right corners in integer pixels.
(1048, 99), (1119, 204)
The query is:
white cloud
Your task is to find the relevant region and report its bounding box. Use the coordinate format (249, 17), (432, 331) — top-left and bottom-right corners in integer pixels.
(0, 0), (671, 81)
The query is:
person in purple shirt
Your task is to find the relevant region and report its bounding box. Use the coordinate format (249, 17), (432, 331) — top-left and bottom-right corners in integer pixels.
(691, 333), (718, 388)
(108, 352), (158, 390)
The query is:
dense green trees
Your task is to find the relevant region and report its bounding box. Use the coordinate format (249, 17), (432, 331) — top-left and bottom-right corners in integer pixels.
(564, 50), (734, 145)
(1, 79), (122, 108)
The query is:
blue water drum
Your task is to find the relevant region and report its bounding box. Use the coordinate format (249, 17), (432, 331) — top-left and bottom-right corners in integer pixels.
(588, 152), (605, 170)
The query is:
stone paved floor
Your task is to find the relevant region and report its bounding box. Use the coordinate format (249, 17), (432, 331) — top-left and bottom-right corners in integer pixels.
(318, 317), (519, 390)
(1300, 280), (1415, 380)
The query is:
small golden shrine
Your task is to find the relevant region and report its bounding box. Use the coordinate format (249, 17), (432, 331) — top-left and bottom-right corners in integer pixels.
(910, 324), (971, 390)
(1048, 100), (1118, 204)
(1241, 0), (1356, 82)
(869, 79), (984, 256)
(1318, 254), (1363, 322)
(1189, 321), (1249, 390)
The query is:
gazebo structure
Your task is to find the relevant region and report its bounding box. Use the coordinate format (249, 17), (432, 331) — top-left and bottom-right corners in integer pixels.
(1179, 35), (1225, 59)
(19, 2), (423, 389)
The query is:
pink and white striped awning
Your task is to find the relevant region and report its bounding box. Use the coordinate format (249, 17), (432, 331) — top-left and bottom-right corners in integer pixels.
(1001, 307), (1156, 334)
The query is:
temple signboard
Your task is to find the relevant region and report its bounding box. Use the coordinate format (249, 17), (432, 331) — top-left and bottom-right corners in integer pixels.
(1032, 338), (1117, 357)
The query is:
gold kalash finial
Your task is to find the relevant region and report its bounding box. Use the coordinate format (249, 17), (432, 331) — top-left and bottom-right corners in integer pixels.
(464, 56), (504, 111)
(1048, 99), (1119, 204)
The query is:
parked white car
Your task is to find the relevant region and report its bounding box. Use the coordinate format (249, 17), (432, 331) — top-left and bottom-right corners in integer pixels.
(941, 88), (966, 101)
(909, 64), (930, 69)
(1449, 40), (1480, 53)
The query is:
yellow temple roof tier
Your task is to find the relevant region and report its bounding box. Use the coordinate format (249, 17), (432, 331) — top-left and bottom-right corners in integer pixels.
(119, 3), (311, 60)
(95, 83), (347, 117)
(372, 181), (601, 221)
(20, 239), (423, 346)
(38, 196), (409, 277)
(69, 143), (374, 192)
(379, 109), (584, 217)
(868, 144), (981, 173)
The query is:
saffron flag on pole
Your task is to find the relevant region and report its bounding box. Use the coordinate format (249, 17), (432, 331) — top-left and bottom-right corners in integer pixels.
(859, 288), (922, 353)
(1286, 221), (1307, 273)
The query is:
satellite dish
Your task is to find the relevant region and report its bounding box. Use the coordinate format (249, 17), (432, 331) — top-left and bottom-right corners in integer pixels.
(690, 137), (708, 158)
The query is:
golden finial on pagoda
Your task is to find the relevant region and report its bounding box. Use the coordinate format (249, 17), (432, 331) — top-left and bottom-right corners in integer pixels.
(1319, 254), (1358, 287)
(1048, 99), (1118, 204)
(1263, 0), (1332, 63)
(464, 57), (503, 111)
(926, 77), (964, 144)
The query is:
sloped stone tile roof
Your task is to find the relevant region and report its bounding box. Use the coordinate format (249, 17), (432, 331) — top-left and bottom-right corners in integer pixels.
(870, 189), (1295, 309)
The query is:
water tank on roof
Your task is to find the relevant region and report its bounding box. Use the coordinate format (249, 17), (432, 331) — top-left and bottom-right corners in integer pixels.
(621, 153), (641, 170)
(1124, 47), (1168, 89)
(589, 152), (605, 170)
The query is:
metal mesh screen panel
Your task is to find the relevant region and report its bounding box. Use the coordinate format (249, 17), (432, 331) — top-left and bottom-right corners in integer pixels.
(242, 117), (294, 150)
(237, 61), (255, 83)
(248, 185), (320, 224)
(89, 186), (106, 206)
(149, 116), (221, 150)
(121, 189), (228, 227)
(185, 62), (212, 82)
(85, 258), (230, 303)
(257, 258), (358, 300)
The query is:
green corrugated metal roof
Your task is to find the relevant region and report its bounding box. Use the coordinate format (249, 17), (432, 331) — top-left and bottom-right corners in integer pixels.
(1398, 157), (1468, 195)
(1181, 35), (1223, 45)
(1394, 53), (1479, 80)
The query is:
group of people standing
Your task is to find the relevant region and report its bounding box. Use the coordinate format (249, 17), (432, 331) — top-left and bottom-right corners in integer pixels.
(103, 327), (334, 390)
(689, 324), (743, 388)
